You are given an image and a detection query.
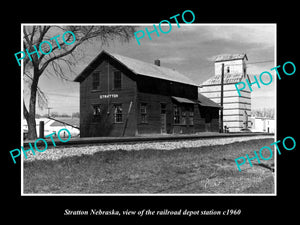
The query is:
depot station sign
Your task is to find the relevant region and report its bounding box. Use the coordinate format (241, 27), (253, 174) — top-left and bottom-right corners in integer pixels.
(99, 94), (119, 99)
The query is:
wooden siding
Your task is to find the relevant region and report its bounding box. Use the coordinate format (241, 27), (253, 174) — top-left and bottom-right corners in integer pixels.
(136, 93), (172, 134)
(196, 106), (219, 132)
(80, 59), (137, 137)
(136, 92), (219, 134)
(78, 54), (220, 137)
(136, 75), (198, 100)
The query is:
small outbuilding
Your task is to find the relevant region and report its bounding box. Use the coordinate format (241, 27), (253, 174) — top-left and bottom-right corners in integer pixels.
(74, 50), (221, 137)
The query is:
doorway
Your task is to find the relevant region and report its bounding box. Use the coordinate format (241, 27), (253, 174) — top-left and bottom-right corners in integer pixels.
(160, 103), (167, 134)
(205, 112), (212, 132)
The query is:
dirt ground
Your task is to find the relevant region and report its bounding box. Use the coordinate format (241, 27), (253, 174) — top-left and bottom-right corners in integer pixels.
(23, 138), (275, 194)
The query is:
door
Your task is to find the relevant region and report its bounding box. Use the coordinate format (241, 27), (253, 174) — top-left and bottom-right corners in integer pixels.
(205, 112), (212, 132)
(161, 114), (167, 133)
(160, 103), (167, 134)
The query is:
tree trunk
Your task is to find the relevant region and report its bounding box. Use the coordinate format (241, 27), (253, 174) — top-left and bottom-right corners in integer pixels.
(27, 113), (37, 140)
(25, 68), (40, 140)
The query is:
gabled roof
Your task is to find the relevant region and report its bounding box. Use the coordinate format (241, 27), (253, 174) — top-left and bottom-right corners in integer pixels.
(214, 53), (247, 62)
(202, 73), (245, 86)
(74, 50), (197, 86)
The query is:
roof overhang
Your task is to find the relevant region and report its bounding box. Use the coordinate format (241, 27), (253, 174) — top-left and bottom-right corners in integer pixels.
(198, 93), (222, 108)
(171, 96), (196, 104)
(214, 53), (248, 62)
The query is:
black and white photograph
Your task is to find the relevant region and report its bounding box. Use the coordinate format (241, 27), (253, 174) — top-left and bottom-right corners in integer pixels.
(21, 24), (276, 195)
(4, 6), (298, 223)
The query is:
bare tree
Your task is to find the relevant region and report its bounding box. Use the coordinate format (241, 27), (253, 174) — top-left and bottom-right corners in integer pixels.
(251, 108), (275, 119)
(23, 25), (136, 140)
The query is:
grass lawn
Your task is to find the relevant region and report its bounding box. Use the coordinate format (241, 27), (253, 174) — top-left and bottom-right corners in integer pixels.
(23, 138), (275, 194)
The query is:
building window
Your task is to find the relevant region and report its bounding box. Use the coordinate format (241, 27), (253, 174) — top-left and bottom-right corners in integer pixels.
(181, 110), (186, 125)
(114, 104), (123, 123)
(189, 117), (194, 125)
(227, 66), (230, 73)
(161, 103), (167, 114)
(174, 105), (180, 124)
(140, 103), (147, 123)
(173, 105), (194, 125)
(114, 71), (122, 89)
(92, 104), (101, 121)
(92, 72), (100, 90)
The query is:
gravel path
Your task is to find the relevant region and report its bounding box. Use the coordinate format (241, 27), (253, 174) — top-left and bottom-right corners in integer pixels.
(23, 135), (273, 162)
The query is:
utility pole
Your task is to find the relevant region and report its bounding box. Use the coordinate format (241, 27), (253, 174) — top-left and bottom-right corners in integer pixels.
(39, 121), (44, 138)
(220, 63), (224, 133)
(47, 107), (53, 117)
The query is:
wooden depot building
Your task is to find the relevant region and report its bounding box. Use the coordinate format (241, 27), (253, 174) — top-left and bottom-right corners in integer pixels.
(74, 50), (221, 137)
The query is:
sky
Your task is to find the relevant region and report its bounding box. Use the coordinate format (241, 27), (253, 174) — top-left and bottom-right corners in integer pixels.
(28, 24), (276, 115)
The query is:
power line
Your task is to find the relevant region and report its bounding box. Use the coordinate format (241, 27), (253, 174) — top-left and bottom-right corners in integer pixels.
(194, 59), (275, 69)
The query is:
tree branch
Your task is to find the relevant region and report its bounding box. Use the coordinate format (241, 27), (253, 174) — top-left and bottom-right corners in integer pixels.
(30, 26), (36, 44)
(38, 27), (76, 63)
(38, 41), (81, 75)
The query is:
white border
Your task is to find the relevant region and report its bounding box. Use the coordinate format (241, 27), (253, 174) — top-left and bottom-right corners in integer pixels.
(21, 23), (24, 195)
(21, 23), (277, 196)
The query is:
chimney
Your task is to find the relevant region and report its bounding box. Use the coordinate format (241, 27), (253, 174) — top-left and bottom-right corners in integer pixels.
(154, 59), (160, 66)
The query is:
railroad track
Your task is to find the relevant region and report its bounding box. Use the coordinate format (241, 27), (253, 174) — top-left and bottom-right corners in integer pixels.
(23, 132), (274, 162)
(24, 132), (274, 147)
